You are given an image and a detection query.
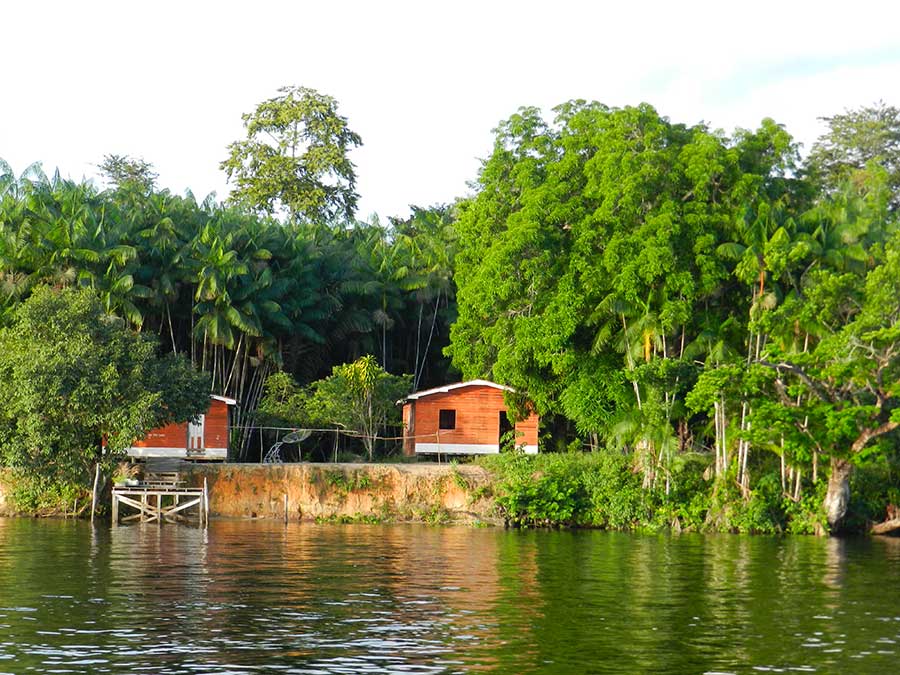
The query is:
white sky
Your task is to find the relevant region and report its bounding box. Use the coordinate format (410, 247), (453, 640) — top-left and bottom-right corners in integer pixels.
(4, 0), (900, 222)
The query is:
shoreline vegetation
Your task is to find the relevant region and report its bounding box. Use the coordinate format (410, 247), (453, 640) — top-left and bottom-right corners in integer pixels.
(0, 452), (893, 536)
(1, 91), (899, 536)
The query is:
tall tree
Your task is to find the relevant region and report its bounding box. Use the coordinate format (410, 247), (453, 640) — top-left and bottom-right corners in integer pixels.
(449, 102), (744, 437)
(221, 86), (362, 223)
(0, 286), (209, 484)
(98, 154), (158, 194)
(807, 102), (900, 207)
(391, 204), (458, 389)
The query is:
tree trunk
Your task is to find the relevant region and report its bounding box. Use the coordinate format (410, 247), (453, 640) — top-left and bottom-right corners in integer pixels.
(823, 457), (853, 531)
(822, 421), (900, 532)
(166, 300), (177, 353)
(415, 290), (441, 391)
(413, 302), (423, 388)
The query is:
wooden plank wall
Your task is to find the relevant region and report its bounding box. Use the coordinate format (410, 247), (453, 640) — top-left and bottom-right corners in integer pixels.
(131, 421), (188, 450)
(410, 386), (538, 447)
(130, 399), (229, 452)
(204, 399), (229, 449)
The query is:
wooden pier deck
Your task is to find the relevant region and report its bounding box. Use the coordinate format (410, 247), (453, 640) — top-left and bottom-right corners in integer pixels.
(111, 460), (208, 525)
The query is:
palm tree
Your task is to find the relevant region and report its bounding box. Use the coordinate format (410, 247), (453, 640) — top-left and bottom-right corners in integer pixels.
(393, 205), (457, 390)
(354, 221), (415, 371)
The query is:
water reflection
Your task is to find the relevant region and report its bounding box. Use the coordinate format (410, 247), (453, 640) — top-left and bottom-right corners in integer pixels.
(0, 519), (897, 674)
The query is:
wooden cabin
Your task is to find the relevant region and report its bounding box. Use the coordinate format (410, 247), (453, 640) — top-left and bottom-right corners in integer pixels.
(125, 395), (236, 461)
(400, 380), (539, 456)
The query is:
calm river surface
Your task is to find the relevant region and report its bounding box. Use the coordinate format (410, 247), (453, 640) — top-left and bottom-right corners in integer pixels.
(0, 519), (898, 674)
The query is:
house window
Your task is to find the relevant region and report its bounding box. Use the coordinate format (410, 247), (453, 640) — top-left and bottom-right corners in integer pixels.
(439, 409), (456, 430)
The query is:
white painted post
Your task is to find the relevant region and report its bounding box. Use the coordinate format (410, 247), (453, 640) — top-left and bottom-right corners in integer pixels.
(90, 463), (100, 523)
(203, 477), (209, 526)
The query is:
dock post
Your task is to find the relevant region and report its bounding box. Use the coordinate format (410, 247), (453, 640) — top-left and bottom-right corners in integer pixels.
(90, 463), (100, 523)
(111, 491), (119, 526)
(203, 477), (209, 526)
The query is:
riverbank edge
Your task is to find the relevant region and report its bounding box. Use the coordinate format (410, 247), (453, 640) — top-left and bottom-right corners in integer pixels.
(1, 458), (893, 535)
(0, 463), (500, 525)
(184, 462), (499, 525)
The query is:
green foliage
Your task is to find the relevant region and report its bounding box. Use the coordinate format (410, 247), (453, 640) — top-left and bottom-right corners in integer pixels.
(221, 85), (362, 224)
(3, 470), (88, 515)
(480, 453), (588, 527)
(257, 371), (311, 427)
(449, 99), (899, 533)
(321, 469), (373, 494)
(98, 154), (158, 194)
(4, 96), (900, 532)
(0, 287), (209, 488)
(416, 504), (452, 526)
(260, 358), (411, 460)
(449, 463), (471, 492)
(449, 102), (761, 433)
(807, 102), (900, 205)
(480, 452), (648, 528)
(479, 450), (831, 534)
(783, 483), (829, 535)
(468, 483), (493, 504)
(0, 156), (460, 464)
(717, 473), (783, 534)
(663, 453), (713, 529)
(845, 456), (900, 531)
(578, 453), (647, 529)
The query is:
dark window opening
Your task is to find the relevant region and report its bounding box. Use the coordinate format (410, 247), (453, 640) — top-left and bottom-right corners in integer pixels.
(439, 409), (456, 430)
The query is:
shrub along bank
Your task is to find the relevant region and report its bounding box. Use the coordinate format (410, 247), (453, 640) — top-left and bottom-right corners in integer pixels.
(477, 451), (896, 535)
(1, 451), (894, 534)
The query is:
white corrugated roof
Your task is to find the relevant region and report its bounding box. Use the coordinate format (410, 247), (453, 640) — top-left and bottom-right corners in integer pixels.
(402, 379), (514, 402)
(211, 394), (238, 405)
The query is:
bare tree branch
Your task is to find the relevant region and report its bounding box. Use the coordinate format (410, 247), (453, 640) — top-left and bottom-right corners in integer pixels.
(851, 420), (900, 454)
(758, 359), (832, 402)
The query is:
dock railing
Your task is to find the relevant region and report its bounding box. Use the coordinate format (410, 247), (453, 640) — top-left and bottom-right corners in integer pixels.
(111, 459), (208, 525)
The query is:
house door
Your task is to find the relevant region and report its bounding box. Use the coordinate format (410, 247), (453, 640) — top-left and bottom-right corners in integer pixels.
(499, 411), (514, 451)
(188, 415), (205, 452)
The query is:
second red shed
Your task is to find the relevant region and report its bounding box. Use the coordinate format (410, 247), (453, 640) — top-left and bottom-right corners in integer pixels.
(400, 380), (539, 457)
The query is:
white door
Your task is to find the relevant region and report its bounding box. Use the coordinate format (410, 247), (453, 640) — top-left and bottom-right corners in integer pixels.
(188, 415), (205, 452)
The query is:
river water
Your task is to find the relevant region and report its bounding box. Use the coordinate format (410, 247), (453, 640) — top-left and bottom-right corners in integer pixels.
(0, 519), (897, 674)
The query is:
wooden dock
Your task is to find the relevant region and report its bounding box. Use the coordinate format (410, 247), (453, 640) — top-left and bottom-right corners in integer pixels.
(111, 460), (209, 525)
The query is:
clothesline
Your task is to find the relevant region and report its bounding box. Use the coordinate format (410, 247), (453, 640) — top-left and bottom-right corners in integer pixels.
(232, 425), (444, 442)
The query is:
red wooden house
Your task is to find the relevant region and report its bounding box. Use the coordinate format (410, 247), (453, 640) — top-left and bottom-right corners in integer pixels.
(400, 380), (539, 456)
(125, 395), (236, 461)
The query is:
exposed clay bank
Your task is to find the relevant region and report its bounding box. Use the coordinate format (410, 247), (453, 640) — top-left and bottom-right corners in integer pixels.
(183, 462), (497, 524)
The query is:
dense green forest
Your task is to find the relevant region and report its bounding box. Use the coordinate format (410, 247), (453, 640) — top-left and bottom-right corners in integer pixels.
(451, 102), (900, 534)
(1, 87), (898, 534)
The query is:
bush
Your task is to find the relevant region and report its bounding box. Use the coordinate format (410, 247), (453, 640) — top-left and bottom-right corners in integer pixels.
(4, 470), (90, 516)
(479, 453), (587, 527)
(479, 450), (836, 534)
(845, 457), (900, 531)
(480, 452), (650, 529)
(580, 453), (645, 529)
